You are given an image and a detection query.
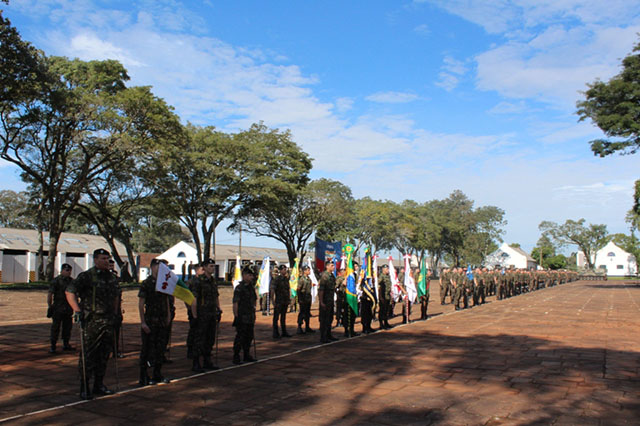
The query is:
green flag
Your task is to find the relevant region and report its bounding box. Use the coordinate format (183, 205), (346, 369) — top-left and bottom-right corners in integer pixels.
(417, 256), (428, 298)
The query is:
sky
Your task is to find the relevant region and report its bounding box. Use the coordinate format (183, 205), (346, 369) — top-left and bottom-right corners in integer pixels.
(2, 0), (639, 255)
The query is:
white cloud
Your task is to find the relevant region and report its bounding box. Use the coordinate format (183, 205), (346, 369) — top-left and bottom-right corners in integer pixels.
(365, 91), (419, 103)
(488, 101), (528, 115)
(435, 55), (468, 91)
(413, 24), (430, 35)
(334, 97), (354, 113)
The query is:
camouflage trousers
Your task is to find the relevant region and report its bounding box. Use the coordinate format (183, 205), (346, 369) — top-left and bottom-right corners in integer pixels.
(79, 316), (114, 382)
(233, 322), (254, 357)
(140, 319), (168, 369)
(50, 312), (72, 345)
(193, 314), (217, 358)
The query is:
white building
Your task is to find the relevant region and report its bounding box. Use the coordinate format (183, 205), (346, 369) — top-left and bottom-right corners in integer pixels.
(577, 241), (637, 276)
(484, 242), (538, 270)
(0, 227), (127, 282)
(155, 241), (290, 281)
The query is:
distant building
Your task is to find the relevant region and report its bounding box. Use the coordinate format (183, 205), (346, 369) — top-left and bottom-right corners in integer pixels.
(484, 243), (538, 270)
(158, 241), (290, 281)
(0, 227), (127, 282)
(577, 241), (637, 276)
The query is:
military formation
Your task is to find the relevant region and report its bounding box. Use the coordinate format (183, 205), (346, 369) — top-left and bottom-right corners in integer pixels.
(45, 248), (578, 400)
(439, 267), (579, 310)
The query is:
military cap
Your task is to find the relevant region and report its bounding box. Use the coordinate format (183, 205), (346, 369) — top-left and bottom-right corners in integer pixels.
(61, 263), (72, 271)
(302, 265), (310, 271)
(202, 258), (215, 266)
(93, 248), (110, 257)
(242, 265), (255, 275)
(278, 264), (288, 271)
(150, 258), (161, 267)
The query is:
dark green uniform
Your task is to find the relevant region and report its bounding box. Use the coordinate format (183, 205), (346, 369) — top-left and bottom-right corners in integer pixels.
(335, 275), (345, 326)
(233, 280), (257, 363)
(48, 274), (73, 350)
(191, 274), (220, 365)
(318, 271), (336, 343)
(138, 275), (170, 382)
(270, 274), (291, 337)
(297, 275), (313, 332)
(66, 267), (119, 393)
(378, 273), (392, 329)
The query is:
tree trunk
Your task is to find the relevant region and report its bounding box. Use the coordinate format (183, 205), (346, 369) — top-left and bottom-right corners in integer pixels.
(46, 226), (61, 282)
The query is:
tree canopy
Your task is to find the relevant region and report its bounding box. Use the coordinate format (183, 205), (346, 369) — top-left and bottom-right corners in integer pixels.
(577, 39), (640, 157)
(539, 219), (608, 270)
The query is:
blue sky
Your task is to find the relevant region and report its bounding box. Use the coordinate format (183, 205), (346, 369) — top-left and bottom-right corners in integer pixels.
(2, 0), (639, 254)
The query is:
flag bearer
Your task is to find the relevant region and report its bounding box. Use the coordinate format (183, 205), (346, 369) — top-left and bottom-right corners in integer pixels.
(138, 259), (171, 385)
(190, 258), (222, 372)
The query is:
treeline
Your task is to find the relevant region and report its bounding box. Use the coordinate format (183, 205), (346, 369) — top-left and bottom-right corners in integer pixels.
(0, 13), (507, 280)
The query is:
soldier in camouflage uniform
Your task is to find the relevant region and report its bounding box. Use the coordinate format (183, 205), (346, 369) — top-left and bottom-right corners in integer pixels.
(271, 265), (292, 338)
(318, 261), (339, 343)
(65, 249), (119, 400)
(440, 267), (451, 305)
(48, 263), (74, 353)
(452, 268), (468, 310)
(190, 258), (222, 372)
(138, 259), (171, 386)
(296, 265), (314, 334)
(378, 265), (392, 329)
(185, 264), (204, 360)
(232, 266), (257, 365)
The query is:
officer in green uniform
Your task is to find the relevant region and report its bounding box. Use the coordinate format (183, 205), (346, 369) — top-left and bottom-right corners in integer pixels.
(318, 260), (339, 343)
(232, 266), (257, 365)
(48, 263), (74, 353)
(65, 249), (119, 400)
(138, 259), (171, 386)
(270, 265), (291, 338)
(439, 267), (450, 305)
(378, 265), (392, 329)
(190, 258), (221, 372)
(296, 265), (314, 334)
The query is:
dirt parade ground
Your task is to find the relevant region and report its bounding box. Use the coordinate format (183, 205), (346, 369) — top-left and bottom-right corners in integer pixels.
(0, 279), (639, 425)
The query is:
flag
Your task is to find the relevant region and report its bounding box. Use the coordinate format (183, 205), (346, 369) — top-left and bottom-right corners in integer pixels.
(233, 255), (242, 289)
(315, 237), (342, 273)
(344, 244), (358, 315)
(404, 254), (417, 303)
(388, 256), (402, 302)
(466, 265), (474, 281)
(372, 254), (379, 301)
(257, 257), (271, 295)
(417, 256), (428, 298)
(308, 257), (319, 303)
(333, 251), (341, 277)
(289, 257), (299, 298)
(361, 248), (377, 307)
(156, 262), (195, 306)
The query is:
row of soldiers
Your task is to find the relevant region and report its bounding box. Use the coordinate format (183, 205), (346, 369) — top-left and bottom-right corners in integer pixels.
(439, 267), (579, 310)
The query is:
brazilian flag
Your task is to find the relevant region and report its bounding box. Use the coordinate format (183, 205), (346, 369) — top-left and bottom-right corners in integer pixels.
(417, 256), (428, 298)
(343, 244), (358, 315)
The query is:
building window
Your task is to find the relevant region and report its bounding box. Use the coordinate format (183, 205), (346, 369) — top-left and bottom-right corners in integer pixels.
(607, 252), (615, 257)
(617, 265), (624, 269)
(177, 252), (186, 258)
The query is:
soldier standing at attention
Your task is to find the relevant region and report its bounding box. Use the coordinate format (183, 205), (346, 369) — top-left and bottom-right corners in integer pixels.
(296, 265), (314, 334)
(318, 260), (339, 343)
(190, 258), (222, 372)
(48, 263), (74, 353)
(439, 267), (450, 305)
(138, 259), (171, 386)
(271, 265), (291, 339)
(65, 249), (119, 400)
(377, 265), (392, 329)
(185, 264), (203, 360)
(232, 266), (257, 365)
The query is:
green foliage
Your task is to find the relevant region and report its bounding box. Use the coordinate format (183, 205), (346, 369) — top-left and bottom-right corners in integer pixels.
(577, 39), (640, 156)
(539, 219), (608, 270)
(0, 190), (37, 228)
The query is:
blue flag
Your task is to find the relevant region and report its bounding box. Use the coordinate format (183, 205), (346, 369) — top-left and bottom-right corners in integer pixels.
(315, 237), (342, 274)
(466, 265), (474, 281)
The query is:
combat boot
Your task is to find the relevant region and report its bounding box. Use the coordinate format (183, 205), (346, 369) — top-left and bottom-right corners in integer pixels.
(305, 326), (315, 333)
(139, 367), (151, 386)
(296, 326), (305, 335)
(192, 358), (204, 373)
(272, 328), (280, 339)
(233, 352), (242, 365)
(63, 341), (74, 351)
(92, 377), (113, 396)
(202, 356), (218, 370)
(243, 352), (256, 363)
(49, 343), (56, 354)
(281, 327), (292, 338)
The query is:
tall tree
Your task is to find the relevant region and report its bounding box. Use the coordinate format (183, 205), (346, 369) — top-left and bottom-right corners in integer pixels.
(160, 123), (311, 264)
(539, 219), (608, 270)
(234, 178), (348, 266)
(576, 39), (640, 157)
